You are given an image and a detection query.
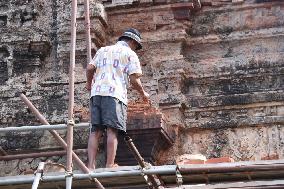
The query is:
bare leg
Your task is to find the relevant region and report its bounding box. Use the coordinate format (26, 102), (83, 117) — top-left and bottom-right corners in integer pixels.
(87, 130), (103, 171)
(106, 127), (118, 168)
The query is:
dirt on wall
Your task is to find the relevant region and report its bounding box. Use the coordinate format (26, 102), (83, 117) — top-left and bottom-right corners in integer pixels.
(0, 0), (283, 176)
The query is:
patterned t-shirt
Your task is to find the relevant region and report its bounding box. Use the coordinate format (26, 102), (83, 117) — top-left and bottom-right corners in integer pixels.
(89, 41), (142, 105)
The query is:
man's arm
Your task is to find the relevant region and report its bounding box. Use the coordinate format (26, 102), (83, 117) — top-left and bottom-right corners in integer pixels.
(129, 73), (149, 102)
(85, 64), (96, 91)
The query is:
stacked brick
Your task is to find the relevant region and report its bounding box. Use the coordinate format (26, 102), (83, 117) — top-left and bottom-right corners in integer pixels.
(117, 101), (175, 165)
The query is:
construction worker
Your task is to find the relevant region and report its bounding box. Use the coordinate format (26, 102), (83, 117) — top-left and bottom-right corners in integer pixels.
(85, 28), (149, 170)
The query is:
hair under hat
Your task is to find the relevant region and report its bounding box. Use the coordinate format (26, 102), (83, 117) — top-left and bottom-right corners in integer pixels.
(118, 28), (142, 50)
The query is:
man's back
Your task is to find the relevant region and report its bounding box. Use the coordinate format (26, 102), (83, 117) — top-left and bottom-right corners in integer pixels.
(90, 41), (142, 105)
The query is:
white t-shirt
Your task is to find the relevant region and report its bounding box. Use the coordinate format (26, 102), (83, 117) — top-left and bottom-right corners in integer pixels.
(89, 41), (142, 105)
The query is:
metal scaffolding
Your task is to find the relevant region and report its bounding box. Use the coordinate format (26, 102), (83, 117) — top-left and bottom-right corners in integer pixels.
(0, 0), (165, 188)
(0, 0), (105, 188)
(1, 159), (284, 188)
(1, 0), (284, 189)
(0, 123), (89, 133)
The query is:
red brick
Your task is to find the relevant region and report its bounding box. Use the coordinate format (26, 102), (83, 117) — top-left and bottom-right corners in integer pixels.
(176, 154), (207, 165)
(177, 159), (205, 165)
(206, 157), (235, 164)
(261, 154), (279, 160)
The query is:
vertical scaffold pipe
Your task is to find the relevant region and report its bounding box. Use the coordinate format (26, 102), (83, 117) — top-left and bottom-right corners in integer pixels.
(31, 162), (45, 189)
(66, 0), (77, 188)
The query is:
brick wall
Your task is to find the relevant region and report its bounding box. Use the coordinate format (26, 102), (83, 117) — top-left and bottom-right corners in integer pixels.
(0, 0), (284, 176)
(105, 0), (284, 164)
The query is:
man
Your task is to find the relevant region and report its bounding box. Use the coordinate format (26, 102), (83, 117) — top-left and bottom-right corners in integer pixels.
(85, 28), (149, 170)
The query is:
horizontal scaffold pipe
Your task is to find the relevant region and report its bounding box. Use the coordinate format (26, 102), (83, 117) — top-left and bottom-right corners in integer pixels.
(0, 166), (177, 185)
(178, 159), (284, 174)
(0, 123), (90, 133)
(0, 149), (87, 161)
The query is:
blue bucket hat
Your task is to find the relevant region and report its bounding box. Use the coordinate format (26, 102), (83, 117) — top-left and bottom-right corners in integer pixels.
(118, 28), (142, 50)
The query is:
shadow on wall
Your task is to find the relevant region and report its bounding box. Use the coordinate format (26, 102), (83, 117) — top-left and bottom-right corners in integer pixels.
(0, 47), (10, 85)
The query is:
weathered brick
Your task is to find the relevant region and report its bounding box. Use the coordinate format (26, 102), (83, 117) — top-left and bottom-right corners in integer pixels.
(206, 157), (235, 164)
(1, 0), (284, 175)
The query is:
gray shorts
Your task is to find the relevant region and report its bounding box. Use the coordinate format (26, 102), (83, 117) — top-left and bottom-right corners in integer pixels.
(90, 96), (127, 134)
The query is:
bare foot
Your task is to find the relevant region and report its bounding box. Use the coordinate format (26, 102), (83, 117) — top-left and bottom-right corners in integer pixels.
(88, 166), (95, 172)
(106, 163), (119, 168)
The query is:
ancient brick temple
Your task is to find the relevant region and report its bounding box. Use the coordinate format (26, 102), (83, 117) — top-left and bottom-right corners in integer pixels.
(0, 0), (284, 187)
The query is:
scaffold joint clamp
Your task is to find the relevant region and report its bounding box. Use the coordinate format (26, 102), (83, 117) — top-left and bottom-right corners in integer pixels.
(67, 120), (75, 127)
(65, 171), (73, 177)
(176, 169), (183, 186)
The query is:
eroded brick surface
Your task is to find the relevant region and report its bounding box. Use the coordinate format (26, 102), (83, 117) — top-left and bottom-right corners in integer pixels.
(106, 0), (284, 165)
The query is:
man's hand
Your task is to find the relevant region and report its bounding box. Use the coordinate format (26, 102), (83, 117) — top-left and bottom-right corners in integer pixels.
(129, 74), (150, 102)
(86, 64), (96, 91)
(142, 91), (150, 103)
(85, 82), (92, 91)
